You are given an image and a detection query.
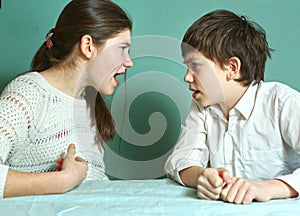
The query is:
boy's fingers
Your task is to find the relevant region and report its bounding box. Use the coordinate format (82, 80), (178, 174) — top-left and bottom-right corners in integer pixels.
(218, 168), (232, 184)
(220, 182), (233, 200)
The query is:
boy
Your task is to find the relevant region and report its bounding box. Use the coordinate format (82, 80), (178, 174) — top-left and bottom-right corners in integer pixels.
(164, 9), (300, 204)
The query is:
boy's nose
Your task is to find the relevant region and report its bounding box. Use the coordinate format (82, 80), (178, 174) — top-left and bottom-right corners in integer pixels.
(184, 70), (193, 83)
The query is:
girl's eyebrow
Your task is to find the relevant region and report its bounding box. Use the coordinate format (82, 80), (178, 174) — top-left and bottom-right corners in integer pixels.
(121, 42), (131, 47)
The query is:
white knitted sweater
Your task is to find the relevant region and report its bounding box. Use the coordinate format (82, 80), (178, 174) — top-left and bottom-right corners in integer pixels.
(0, 72), (108, 198)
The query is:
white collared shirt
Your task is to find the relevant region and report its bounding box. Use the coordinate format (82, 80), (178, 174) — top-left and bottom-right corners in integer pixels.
(164, 81), (300, 195)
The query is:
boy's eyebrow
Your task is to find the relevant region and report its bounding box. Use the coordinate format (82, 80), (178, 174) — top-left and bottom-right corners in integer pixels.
(183, 58), (192, 64)
(183, 57), (197, 64)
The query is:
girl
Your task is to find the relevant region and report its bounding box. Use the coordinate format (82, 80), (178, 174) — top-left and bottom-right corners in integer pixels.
(0, 0), (133, 198)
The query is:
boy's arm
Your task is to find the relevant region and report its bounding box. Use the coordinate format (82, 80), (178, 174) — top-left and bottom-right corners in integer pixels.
(276, 88), (300, 197)
(220, 177), (298, 204)
(181, 166), (232, 200)
(164, 101), (209, 185)
(181, 167), (298, 203)
(179, 166), (204, 188)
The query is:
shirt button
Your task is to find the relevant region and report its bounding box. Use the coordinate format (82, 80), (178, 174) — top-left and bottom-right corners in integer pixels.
(226, 160), (233, 166)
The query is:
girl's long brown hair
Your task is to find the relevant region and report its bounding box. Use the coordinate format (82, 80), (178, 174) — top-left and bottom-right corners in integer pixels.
(31, 0), (132, 142)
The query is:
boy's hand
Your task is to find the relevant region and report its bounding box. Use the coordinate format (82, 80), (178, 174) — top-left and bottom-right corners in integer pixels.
(197, 168), (231, 200)
(220, 178), (272, 204)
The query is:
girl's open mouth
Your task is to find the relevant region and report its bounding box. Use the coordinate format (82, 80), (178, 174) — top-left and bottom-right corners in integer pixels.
(114, 72), (125, 85)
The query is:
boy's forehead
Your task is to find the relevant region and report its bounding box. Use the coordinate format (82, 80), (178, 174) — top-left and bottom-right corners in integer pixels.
(183, 51), (205, 64)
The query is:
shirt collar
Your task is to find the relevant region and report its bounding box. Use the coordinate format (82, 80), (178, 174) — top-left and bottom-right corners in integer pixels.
(234, 81), (259, 119)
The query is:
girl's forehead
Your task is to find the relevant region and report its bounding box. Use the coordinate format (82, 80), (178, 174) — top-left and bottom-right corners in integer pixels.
(103, 30), (131, 48)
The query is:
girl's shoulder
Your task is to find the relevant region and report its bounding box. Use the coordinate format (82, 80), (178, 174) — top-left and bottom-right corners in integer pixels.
(0, 72), (52, 134)
(0, 72), (51, 119)
(1, 72), (50, 99)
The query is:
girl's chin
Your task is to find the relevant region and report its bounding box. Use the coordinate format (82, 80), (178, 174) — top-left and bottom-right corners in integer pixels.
(98, 86), (116, 96)
(98, 79), (119, 95)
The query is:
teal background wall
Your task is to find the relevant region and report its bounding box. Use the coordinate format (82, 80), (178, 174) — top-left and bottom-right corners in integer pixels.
(1, 0), (300, 179)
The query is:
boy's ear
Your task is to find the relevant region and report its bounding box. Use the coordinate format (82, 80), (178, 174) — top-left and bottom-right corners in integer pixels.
(226, 57), (241, 81)
(79, 34), (97, 59)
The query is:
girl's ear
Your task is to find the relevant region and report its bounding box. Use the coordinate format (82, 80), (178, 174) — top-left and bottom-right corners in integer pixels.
(226, 57), (241, 81)
(79, 34), (97, 59)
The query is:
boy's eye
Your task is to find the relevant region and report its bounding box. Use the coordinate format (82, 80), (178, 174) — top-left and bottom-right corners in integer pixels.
(191, 63), (200, 69)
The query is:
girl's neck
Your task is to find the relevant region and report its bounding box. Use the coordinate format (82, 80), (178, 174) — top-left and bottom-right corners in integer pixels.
(40, 66), (86, 99)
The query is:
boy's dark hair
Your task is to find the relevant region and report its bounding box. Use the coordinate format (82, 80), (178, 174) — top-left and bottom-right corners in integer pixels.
(181, 9), (273, 85)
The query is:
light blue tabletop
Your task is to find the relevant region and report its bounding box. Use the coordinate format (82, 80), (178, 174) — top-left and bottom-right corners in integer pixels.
(0, 178), (299, 216)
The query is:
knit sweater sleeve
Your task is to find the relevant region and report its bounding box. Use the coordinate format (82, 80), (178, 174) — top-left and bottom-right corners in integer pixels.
(0, 73), (43, 198)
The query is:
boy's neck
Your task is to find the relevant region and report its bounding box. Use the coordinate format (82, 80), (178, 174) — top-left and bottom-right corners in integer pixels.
(220, 83), (249, 120)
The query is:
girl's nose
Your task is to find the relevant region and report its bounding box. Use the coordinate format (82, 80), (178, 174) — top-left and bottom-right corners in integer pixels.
(124, 58), (133, 68)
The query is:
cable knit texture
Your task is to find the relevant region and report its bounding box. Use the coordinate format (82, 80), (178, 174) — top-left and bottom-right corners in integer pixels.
(0, 72), (108, 198)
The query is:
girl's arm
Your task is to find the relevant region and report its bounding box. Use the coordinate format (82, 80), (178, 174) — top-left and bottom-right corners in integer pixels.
(3, 144), (88, 198)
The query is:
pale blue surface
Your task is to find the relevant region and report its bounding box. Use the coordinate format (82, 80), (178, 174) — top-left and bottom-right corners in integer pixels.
(0, 179), (299, 216)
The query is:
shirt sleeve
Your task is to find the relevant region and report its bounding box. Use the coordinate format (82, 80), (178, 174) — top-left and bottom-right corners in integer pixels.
(0, 164), (8, 198)
(0, 76), (40, 198)
(275, 86), (300, 198)
(164, 100), (209, 185)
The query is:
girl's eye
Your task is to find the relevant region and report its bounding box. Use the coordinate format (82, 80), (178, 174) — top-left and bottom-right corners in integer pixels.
(121, 46), (129, 51)
(120, 47), (130, 55)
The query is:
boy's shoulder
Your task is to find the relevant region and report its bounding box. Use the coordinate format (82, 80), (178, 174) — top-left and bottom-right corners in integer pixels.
(257, 81), (300, 102)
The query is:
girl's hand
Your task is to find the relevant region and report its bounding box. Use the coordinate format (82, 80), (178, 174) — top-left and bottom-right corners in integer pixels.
(56, 157), (64, 171)
(59, 144), (89, 190)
